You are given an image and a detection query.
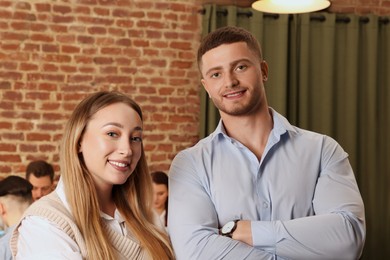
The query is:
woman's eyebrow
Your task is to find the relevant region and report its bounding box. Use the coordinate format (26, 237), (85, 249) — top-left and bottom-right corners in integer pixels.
(102, 122), (143, 132)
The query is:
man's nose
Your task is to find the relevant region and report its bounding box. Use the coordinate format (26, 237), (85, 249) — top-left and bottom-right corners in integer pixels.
(225, 73), (239, 88)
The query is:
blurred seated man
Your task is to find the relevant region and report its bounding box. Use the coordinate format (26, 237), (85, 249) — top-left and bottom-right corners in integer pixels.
(25, 160), (54, 201)
(0, 176), (33, 260)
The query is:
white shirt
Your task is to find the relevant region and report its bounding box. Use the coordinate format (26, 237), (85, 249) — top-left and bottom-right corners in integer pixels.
(15, 179), (127, 260)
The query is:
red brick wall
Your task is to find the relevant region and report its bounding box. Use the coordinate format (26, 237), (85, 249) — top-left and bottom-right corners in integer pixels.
(329, 0), (390, 14)
(0, 0), (203, 177)
(1, 0), (388, 178)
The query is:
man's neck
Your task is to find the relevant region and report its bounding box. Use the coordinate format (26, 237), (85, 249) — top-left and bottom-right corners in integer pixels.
(221, 107), (273, 161)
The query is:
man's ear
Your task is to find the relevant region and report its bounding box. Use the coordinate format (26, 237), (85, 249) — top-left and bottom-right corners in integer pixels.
(0, 202), (5, 216)
(201, 79), (211, 98)
(261, 60), (269, 82)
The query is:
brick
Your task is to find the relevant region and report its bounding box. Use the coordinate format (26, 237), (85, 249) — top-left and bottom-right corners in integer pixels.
(116, 38), (132, 46)
(116, 20), (134, 28)
(150, 154), (166, 161)
(39, 144), (57, 152)
(170, 60), (193, 69)
(26, 133), (51, 141)
(35, 3), (51, 12)
(77, 35), (95, 44)
(16, 102), (35, 110)
(53, 5), (72, 15)
(38, 123), (63, 131)
(0, 155), (21, 163)
(26, 92), (51, 100)
(88, 26), (107, 34)
(136, 20), (166, 29)
(20, 62), (39, 71)
(53, 15), (74, 23)
(0, 81), (11, 90)
(68, 74), (93, 83)
(43, 112), (67, 120)
(31, 33), (54, 42)
(20, 144), (38, 152)
(42, 44), (60, 52)
(0, 62), (18, 70)
(0, 121), (13, 129)
(146, 30), (162, 39)
(42, 63), (59, 72)
(0, 10), (12, 19)
(0, 166), (12, 174)
(93, 7), (109, 16)
(13, 11), (36, 21)
(112, 9), (131, 17)
(1, 32), (29, 41)
(3, 91), (23, 101)
(21, 111), (41, 120)
(40, 102), (61, 110)
(15, 122), (34, 131)
(0, 143), (17, 152)
(150, 59), (166, 67)
(1, 133), (24, 141)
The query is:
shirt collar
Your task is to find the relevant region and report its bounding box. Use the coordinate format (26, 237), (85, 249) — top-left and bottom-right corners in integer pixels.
(55, 177), (124, 223)
(212, 107), (297, 141)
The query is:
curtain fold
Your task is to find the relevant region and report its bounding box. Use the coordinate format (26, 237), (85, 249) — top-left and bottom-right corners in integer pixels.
(200, 5), (390, 259)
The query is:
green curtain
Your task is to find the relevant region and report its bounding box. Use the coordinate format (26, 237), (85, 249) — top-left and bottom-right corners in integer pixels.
(200, 4), (390, 259)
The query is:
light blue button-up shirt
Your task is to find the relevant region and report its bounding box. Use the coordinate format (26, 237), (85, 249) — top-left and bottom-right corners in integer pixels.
(168, 109), (365, 260)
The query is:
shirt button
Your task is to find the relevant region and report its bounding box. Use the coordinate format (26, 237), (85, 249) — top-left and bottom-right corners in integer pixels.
(263, 202), (269, 208)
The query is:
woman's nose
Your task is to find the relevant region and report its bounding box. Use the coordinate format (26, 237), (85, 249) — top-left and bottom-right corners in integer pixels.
(118, 140), (132, 156)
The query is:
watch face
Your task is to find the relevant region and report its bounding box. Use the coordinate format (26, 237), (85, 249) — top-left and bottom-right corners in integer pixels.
(222, 220), (236, 234)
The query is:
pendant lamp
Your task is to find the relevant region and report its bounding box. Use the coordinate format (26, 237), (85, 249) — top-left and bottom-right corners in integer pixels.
(252, 0), (331, 14)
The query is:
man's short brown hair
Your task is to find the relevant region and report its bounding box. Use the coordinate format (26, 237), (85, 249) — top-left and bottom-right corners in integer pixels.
(197, 26), (263, 72)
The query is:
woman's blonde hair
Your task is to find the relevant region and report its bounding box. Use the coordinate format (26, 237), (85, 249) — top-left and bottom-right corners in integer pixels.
(60, 91), (174, 259)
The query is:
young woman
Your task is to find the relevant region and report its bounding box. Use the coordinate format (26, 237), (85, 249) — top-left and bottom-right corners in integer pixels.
(11, 91), (174, 259)
(151, 171), (169, 227)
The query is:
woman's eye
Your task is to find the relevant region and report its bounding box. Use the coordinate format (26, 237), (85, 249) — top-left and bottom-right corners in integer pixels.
(107, 132), (118, 137)
(131, 136), (143, 143)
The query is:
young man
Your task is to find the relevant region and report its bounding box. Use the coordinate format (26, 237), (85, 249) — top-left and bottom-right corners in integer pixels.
(0, 176), (33, 260)
(25, 160), (54, 201)
(168, 26), (366, 259)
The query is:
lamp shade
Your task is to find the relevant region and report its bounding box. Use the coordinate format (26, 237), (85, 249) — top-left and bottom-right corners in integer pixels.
(252, 0), (331, 14)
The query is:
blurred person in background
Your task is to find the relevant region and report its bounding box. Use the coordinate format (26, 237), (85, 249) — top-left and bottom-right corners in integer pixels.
(151, 171), (169, 227)
(0, 176), (33, 260)
(25, 160), (54, 201)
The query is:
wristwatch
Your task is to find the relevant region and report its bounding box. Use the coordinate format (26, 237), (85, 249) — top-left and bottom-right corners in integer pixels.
(220, 220), (239, 237)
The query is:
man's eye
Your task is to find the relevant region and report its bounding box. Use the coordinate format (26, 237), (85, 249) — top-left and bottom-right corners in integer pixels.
(211, 72), (220, 78)
(236, 65), (247, 71)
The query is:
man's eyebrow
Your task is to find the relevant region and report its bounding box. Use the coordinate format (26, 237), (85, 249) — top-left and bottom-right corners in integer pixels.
(204, 65), (222, 77)
(204, 58), (253, 76)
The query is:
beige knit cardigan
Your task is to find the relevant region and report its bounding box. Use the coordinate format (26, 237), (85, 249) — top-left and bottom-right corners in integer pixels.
(10, 192), (146, 259)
